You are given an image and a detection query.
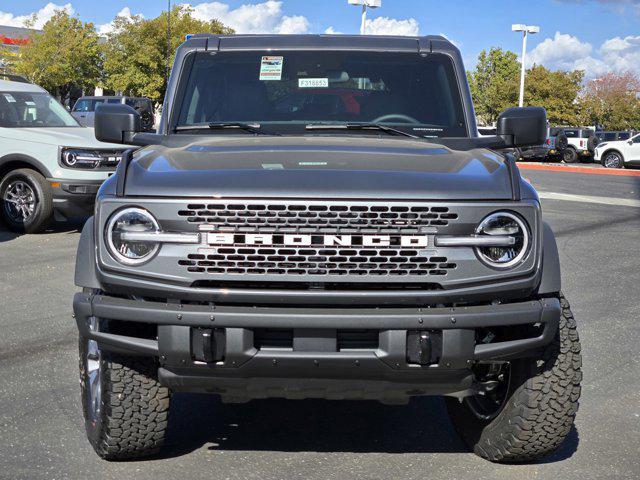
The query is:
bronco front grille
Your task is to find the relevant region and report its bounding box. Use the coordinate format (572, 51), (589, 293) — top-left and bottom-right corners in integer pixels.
(178, 203), (458, 234)
(175, 200), (460, 279)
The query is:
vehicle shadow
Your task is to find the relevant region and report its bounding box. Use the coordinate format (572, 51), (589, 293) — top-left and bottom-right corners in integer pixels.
(0, 218), (86, 243)
(160, 394), (579, 462)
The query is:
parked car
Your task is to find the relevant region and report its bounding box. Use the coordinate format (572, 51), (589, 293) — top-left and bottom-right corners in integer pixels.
(0, 79), (130, 233)
(518, 127), (567, 162)
(595, 130), (636, 144)
(72, 96), (155, 131)
(594, 132), (640, 168)
(73, 33), (581, 464)
(551, 127), (597, 163)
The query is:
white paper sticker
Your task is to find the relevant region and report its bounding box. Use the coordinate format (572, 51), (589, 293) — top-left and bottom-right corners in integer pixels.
(298, 78), (329, 88)
(259, 56), (283, 81)
(3, 94), (16, 103)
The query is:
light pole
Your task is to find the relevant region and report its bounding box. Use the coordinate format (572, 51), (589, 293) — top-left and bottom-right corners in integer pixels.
(348, 0), (382, 35)
(512, 24), (540, 108)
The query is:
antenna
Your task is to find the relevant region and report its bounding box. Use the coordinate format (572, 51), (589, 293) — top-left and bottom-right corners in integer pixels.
(164, 0), (171, 135)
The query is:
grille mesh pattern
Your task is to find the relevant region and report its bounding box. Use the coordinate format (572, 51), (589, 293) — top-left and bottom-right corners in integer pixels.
(178, 247), (457, 277)
(178, 203), (458, 233)
(176, 202), (459, 278)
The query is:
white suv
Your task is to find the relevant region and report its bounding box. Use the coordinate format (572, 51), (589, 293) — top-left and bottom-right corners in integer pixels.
(595, 133), (640, 169)
(0, 79), (130, 233)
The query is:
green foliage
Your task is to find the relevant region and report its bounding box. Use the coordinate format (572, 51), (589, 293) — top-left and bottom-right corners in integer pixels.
(13, 11), (101, 98)
(103, 5), (234, 103)
(467, 47), (520, 124)
(579, 72), (640, 130)
(525, 65), (583, 125)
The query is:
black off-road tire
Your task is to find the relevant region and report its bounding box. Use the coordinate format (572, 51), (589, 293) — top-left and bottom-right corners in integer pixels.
(563, 148), (578, 164)
(0, 168), (53, 233)
(555, 132), (568, 151)
(446, 293), (582, 463)
(79, 338), (171, 460)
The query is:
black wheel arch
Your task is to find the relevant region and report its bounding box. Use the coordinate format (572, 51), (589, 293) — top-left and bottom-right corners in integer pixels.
(538, 221), (561, 295)
(75, 216), (101, 289)
(0, 153), (53, 180)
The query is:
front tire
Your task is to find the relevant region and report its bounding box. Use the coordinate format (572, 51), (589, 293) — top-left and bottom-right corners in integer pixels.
(79, 331), (171, 460)
(446, 293), (582, 463)
(0, 168), (53, 233)
(602, 151), (624, 169)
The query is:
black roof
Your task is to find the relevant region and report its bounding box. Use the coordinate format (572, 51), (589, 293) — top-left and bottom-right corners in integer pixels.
(180, 34), (456, 54)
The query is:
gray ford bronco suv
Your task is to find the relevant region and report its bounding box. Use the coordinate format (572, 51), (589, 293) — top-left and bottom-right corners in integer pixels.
(73, 34), (582, 462)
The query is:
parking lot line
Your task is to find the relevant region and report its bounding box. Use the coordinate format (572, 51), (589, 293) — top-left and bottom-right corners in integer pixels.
(538, 191), (640, 208)
(518, 163), (640, 177)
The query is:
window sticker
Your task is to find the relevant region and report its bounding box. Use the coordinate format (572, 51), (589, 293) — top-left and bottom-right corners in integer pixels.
(3, 93), (16, 102)
(259, 56), (284, 81)
(298, 78), (329, 88)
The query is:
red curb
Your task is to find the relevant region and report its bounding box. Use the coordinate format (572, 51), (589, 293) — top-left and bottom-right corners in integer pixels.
(517, 163), (640, 177)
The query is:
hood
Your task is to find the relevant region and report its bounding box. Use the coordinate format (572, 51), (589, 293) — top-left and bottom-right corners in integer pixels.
(124, 136), (514, 200)
(4, 126), (125, 149)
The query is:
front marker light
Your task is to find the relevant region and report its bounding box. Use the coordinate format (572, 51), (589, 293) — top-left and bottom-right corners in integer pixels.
(475, 212), (530, 269)
(106, 208), (160, 265)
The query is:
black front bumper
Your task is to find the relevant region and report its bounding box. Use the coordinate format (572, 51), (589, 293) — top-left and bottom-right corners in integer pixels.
(73, 292), (560, 401)
(49, 178), (103, 219)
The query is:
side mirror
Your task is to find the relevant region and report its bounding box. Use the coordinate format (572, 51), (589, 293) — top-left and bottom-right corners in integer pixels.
(95, 103), (141, 144)
(496, 107), (547, 148)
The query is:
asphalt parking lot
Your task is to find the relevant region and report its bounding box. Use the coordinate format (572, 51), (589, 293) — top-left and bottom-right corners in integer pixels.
(1, 167), (639, 480)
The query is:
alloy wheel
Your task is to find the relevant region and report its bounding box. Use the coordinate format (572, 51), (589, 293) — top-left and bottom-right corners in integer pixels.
(3, 180), (36, 222)
(603, 152), (622, 169)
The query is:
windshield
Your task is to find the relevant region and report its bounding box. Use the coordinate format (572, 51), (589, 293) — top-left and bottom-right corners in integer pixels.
(175, 51), (467, 137)
(0, 91), (79, 128)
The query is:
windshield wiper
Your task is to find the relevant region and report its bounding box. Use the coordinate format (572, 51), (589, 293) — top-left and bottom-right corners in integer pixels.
(174, 122), (279, 135)
(305, 123), (419, 138)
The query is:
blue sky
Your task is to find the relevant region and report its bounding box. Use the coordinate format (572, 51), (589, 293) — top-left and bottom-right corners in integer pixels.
(1, 1), (639, 77)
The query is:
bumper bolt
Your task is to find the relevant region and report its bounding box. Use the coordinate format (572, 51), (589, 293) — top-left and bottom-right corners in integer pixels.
(272, 359), (278, 366)
(450, 317), (456, 324)
(209, 315), (215, 321)
(177, 314), (183, 320)
(314, 360), (319, 366)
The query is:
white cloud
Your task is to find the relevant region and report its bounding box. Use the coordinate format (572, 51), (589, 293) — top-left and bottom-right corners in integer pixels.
(274, 15), (309, 34)
(526, 31), (640, 78)
(364, 16), (419, 36)
(527, 31), (609, 78)
(97, 7), (142, 35)
(599, 35), (640, 72)
(0, 2), (74, 29)
(185, 1), (309, 34)
(324, 26), (342, 34)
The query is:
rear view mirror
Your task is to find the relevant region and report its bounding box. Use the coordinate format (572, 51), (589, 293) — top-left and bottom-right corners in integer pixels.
(496, 107), (547, 148)
(95, 103), (141, 144)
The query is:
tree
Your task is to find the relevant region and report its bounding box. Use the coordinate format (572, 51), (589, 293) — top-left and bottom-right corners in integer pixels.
(467, 48), (520, 124)
(525, 65), (583, 125)
(13, 11), (101, 100)
(579, 72), (640, 130)
(103, 5), (234, 103)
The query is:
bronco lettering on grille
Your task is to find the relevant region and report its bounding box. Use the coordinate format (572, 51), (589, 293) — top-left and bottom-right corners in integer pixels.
(206, 233), (429, 248)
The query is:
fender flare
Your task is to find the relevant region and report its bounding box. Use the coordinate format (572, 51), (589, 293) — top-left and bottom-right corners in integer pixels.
(538, 221), (561, 295)
(0, 153), (54, 178)
(75, 216), (101, 289)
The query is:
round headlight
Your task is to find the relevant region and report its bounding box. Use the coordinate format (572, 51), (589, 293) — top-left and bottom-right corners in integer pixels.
(475, 212), (530, 269)
(106, 207), (160, 265)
